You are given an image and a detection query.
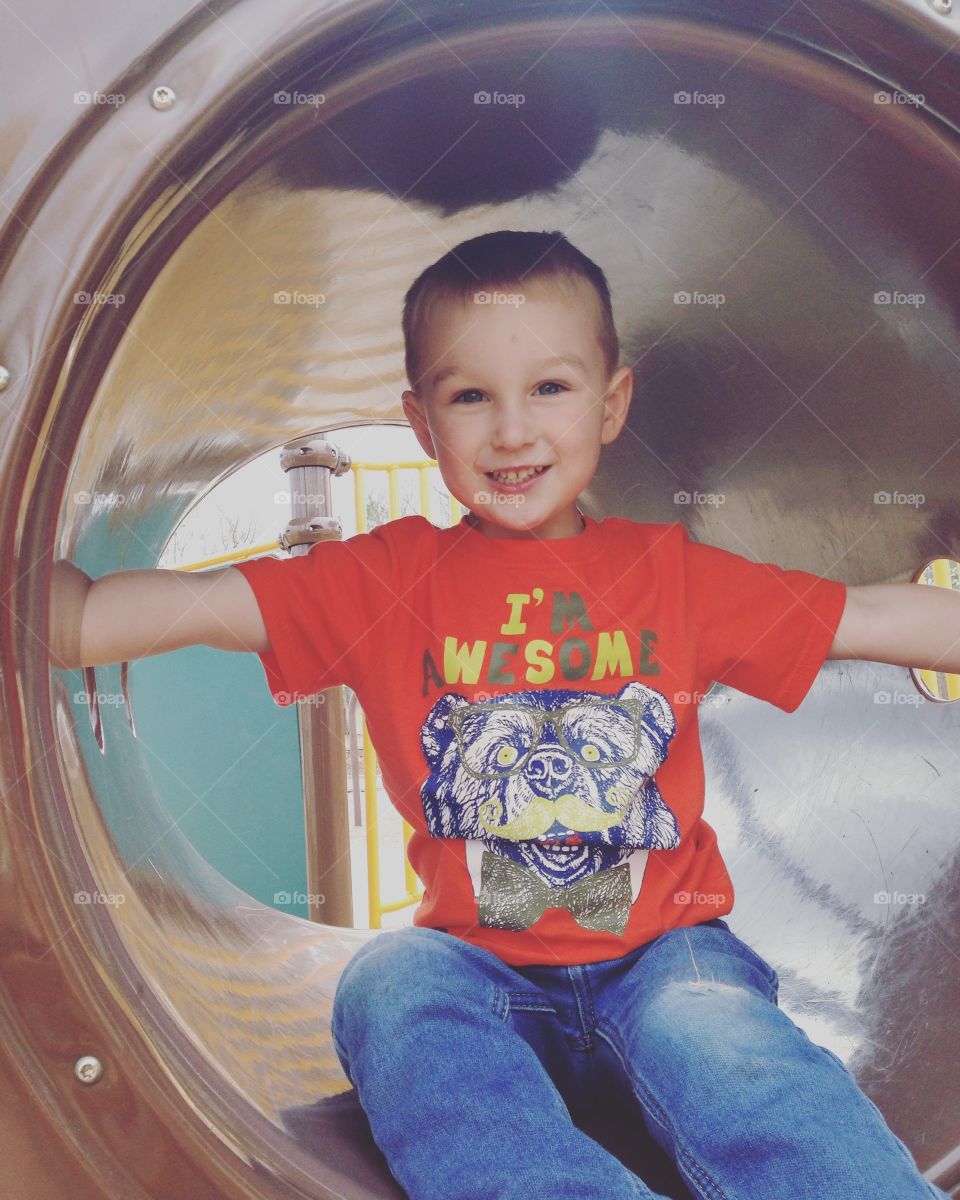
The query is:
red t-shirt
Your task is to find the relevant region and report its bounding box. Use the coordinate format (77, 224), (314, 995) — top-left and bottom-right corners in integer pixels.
(232, 513), (846, 967)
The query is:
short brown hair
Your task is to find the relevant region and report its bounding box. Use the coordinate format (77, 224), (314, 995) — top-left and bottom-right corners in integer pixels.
(402, 230), (620, 391)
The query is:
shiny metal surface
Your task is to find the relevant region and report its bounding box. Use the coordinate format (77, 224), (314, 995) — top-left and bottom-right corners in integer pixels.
(1, 1), (958, 1197)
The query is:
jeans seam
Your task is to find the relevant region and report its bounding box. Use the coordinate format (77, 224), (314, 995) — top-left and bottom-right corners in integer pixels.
(491, 985), (510, 1021)
(595, 1020), (731, 1200)
(567, 965), (597, 1049)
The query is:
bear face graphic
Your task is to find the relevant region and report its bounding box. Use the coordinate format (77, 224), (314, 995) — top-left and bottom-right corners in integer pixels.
(419, 682), (680, 901)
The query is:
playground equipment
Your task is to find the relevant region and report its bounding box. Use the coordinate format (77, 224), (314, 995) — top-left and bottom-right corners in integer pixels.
(2, 1), (959, 1196)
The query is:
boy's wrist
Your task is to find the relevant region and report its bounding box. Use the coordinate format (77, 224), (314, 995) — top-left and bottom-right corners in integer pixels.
(49, 559), (93, 670)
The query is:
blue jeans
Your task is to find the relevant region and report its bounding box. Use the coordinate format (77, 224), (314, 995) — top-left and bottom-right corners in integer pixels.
(331, 918), (946, 1200)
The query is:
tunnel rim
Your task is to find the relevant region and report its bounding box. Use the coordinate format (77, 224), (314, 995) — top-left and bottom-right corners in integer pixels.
(2, 3), (959, 1198)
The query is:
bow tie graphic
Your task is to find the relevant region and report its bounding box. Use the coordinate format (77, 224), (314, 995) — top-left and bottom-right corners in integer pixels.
(478, 850), (632, 936)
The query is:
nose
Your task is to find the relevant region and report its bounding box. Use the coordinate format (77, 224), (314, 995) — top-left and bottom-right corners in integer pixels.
(491, 396), (537, 450)
(526, 748), (574, 791)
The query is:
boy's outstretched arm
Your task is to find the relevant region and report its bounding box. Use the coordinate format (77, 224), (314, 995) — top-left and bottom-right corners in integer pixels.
(827, 582), (960, 673)
(49, 559), (268, 669)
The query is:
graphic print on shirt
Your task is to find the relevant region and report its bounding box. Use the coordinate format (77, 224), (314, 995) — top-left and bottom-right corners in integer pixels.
(419, 682), (679, 936)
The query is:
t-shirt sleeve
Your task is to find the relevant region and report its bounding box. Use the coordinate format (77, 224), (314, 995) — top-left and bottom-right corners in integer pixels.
(679, 523), (847, 713)
(230, 523), (410, 705)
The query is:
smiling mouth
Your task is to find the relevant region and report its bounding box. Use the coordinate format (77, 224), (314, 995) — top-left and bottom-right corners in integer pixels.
(486, 465), (550, 484)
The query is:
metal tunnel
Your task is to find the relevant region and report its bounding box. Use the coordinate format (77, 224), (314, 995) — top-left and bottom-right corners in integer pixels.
(1, 1), (958, 1196)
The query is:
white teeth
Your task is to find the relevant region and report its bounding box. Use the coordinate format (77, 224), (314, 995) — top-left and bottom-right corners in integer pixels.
(490, 465), (546, 484)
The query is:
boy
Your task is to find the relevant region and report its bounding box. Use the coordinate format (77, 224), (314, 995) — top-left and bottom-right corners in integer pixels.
(51, 231), (955, 1200)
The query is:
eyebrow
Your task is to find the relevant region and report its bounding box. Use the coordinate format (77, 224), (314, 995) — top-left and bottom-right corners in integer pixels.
(430, 355), (589, 389)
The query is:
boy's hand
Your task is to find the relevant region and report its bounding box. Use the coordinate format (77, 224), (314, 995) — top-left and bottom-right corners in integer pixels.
(828, 582), (960, 673)
(48, 561), (269, 669)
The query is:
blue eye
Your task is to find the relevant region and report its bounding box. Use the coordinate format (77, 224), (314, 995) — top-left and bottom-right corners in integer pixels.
(452, 382), (566, 404)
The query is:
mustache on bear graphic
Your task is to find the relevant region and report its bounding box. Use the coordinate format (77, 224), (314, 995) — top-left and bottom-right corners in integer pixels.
(477, 785), (635, 840)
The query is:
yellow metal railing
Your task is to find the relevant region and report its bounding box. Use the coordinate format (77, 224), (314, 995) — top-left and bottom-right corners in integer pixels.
(914, 558), (960, 702)
(177, 541), (280, 572)
(351, 460), (464, 927)
(175, 458), (463, 929)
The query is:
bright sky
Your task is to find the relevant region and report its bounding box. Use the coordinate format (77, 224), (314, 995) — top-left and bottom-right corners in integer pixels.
(159, 423), (453, 568)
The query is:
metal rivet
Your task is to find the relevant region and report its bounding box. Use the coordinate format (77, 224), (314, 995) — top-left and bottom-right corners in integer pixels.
(931, 0), (952, 13)
(74, 1055), (103, 1085)
(0, 366), (10, 392)
(150, 85), (176, 111)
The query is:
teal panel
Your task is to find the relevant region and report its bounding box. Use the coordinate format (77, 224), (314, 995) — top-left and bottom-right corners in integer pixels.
(123, 644), (310, 918)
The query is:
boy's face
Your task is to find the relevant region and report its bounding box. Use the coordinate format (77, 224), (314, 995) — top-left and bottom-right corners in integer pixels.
(401, 280), (633, 540)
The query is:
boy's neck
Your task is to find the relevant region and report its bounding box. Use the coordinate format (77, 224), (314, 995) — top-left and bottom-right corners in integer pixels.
(464, 509), (587, 539)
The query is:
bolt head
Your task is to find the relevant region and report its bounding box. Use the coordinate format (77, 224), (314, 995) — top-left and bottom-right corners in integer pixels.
(0, 366), (10, 392)
(931, 0), (952, 13)
(150, 86), (176, 111)
(74, 1055), (103, 1085)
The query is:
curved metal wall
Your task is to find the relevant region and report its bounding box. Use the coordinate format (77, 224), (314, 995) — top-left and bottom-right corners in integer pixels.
(1, 1), (959, 1197)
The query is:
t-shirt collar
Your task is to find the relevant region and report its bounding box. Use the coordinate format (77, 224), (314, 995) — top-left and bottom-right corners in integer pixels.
(444, 508), (605, 563)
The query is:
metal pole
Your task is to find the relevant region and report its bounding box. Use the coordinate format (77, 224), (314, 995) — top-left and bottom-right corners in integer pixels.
(279, 438), (354, 927)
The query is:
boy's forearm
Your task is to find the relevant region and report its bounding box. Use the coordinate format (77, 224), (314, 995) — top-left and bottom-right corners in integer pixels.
(48, 559), (268, 668)
(835, 581), (960, 673)
(50, 563), (201, 668)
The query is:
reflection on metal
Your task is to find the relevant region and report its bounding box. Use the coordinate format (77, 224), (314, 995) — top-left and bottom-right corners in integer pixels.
(82, 663), (104, 753)
(119, 659), (137, 736)
(910, 559), (960, 702)
(2, 1), (959, 1198)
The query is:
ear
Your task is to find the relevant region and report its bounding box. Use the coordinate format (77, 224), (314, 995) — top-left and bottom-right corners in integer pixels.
(600, 366), (634, 445)
(401, 388), (437, 458)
